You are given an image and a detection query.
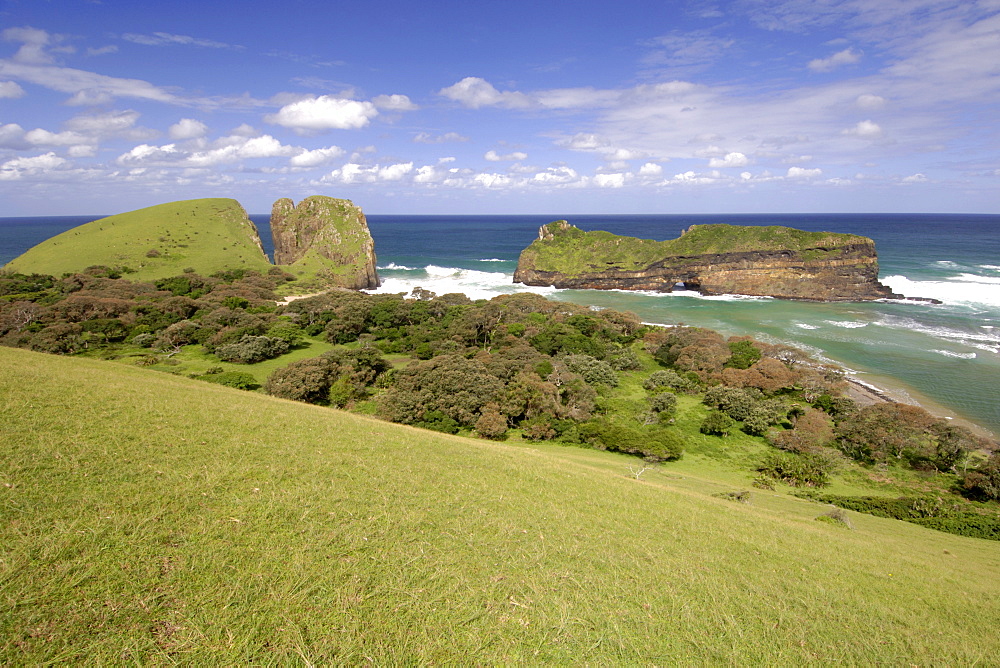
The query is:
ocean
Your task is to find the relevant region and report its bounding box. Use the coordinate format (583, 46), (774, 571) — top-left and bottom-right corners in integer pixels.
(3, 212), (999, 436)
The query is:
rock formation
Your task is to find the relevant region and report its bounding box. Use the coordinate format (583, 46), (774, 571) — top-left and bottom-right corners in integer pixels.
(270, 196), (380, 289)
(514, 221), (903, 301)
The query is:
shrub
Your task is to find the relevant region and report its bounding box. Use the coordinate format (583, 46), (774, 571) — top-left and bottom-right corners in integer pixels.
(475, 403), (508, 440)
(725, 338), (762, 369)
(265, 357), (336, 404)
(643, 369), (696, 393)
(216, 335), (289, 364)
(701, 410), (735, 436)
(201, 371), (260, 391)
(561, 354), (619, 387)
(959, 452), (1000, 501)
(756, 452), (833, 487)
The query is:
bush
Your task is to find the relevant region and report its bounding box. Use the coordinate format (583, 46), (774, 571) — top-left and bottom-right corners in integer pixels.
(701, 410), (735, 436)
(265, 357), (336, 404)
(216, 335), (289, 364)
(959, 452), (1000, 501)
(201, 371), (260, 390)
(756, 452), (833, 487)
(643, 369), (696, 393)
(561, 354), (619, 387)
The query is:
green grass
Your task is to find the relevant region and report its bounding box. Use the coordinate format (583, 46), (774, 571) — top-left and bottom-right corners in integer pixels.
(3, 199), (273, 282)
(523, 222), (871, 277)
(3, 345), (1000, 664)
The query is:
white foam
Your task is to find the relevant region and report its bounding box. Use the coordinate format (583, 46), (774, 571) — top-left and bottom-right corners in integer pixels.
(932, 349), (977, 359)
(883, 274), (1000, 308)
(366, 265), (556, 301)
(826, 320), (869, 329)
(795, 323), (820, 330)
(380, 262), (416, 270)
(478, 258), (505, 262)
(876, 315), (1000, 353)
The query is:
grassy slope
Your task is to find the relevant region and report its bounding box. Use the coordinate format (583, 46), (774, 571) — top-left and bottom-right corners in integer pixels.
(3, 199), (273, 282)
(524, 222), (870, 277)
(3, 346), (1000, 664)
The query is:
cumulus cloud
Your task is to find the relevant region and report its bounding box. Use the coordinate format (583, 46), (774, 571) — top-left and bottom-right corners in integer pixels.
(289, 146), (344, 168)
(413, 131), (469, 144)
(0, 80), (25, 98)
(638, 162), (664, 176)
(372, 94), (417, 111)
(902, 173), (928, 183)
(708, 151), (749, 167)
(485, 149), (528, 162)
(594, 172), (628, 188)
(3, 26), (60, 65)
(0, 152), (69, 180)
(807, 48), (862, 72)
(843, 120), (883, 138)
(532, 166), (578, 184)
(324, 162), (414, 184)
(474, 172), (516, 188)
(169, 118), (208, 140)
(265, 95), (378, 133)
(439, 77), (532, 109)
(787, 166), (823, 179)
(116, 134), (300, 167)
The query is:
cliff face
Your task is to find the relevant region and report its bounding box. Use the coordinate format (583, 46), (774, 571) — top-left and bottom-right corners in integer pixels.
(270, 196), (380, 289)
(513, 222), (901, 302)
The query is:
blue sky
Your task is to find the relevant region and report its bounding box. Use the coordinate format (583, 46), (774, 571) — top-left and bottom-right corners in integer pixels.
(0, 0), (998, 215)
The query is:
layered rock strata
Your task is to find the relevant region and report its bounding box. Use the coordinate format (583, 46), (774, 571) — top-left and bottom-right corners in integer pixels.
(271, 196), (380, 289)
(513, 221), (902, 302)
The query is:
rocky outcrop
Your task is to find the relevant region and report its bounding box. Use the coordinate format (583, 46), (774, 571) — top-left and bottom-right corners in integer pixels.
(270, 196), (380, 289)
(514, 221), (903, 301)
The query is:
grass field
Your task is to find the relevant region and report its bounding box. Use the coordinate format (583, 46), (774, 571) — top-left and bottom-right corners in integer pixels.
(2, 346), (999, 664)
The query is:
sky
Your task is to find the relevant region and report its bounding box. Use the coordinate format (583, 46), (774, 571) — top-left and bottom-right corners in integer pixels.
(0, 0), (998, 216)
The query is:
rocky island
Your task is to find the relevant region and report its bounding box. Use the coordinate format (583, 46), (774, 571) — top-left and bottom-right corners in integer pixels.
(3, 195), (379, 292)
(514, 220), (902, 301)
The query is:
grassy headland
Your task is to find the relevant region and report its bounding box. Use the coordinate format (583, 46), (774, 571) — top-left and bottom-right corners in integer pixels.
(521, 221), (872, 277)
(3, 199), (273, 282)
(3, 345), (1000, 664)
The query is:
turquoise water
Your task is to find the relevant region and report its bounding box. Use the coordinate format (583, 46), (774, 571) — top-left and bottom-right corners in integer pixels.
(3, 212), (999, 435)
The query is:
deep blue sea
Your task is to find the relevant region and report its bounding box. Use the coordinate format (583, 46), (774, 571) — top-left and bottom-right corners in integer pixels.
(3, 212), (999, 436)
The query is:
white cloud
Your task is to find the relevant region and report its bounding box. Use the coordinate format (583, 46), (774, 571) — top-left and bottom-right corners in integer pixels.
(439, 77), (532, 109)
(856, 94), (886, 110)
(2, 26), (59, 65)
(324, 162), (414, 184)
(902, 173), (928, 183)
(65, 110), (143, 136)
(474, 172), (516, 188)
(842, 120), (883, 138)
(0, 152), (69, 180)
(787, 166), (823, 179)
(265, 95), (378, 133)
(0, 123), (26, 148)
(87, 45), (118, 57)
(532, 166), (579, 184)
(594, 172), (628, 188)
(708, 151), (749, 167)
(485, 149), (528, 162)
(0, 80), (25, 98)
(23, 128), (88, 147)
(186, 135), (298, 166)
(289, 146), (344, 167)
(808, 48), (862, 72)
(638, 162), (663, 176)
(121, 32), (241, 50)
(169, 118), (208, 140)
(414, 131), (468, 144)
(372, 94), (417, 111)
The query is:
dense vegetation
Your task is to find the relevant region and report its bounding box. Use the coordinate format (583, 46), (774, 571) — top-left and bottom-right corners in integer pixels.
(1, 267), (998, 538)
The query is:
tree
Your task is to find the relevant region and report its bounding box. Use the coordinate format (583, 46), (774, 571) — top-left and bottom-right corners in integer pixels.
(701, 410), (735, 436)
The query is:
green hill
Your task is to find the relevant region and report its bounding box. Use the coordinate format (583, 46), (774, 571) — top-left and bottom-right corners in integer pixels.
(3, 199), (273, 281)
(3, 346), (999, 663)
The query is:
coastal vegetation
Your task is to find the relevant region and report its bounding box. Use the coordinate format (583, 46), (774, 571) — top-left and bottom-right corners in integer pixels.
(1, 267), (996, 518)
